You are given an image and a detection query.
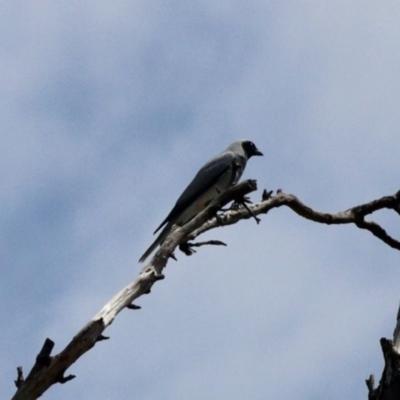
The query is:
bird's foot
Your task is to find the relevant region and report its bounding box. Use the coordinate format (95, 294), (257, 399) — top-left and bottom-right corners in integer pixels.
(230, 195), (252, 210)
(231, 196), (261, 224)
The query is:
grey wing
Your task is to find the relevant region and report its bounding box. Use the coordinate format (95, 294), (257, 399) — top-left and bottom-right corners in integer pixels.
(153, 151), (236, 234)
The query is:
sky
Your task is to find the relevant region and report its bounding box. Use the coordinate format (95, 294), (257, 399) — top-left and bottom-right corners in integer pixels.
(1, 1), (400, 399)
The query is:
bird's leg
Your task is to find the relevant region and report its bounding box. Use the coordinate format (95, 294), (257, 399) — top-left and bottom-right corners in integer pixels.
(241, 201), (261, 224)
(230, 195), (261, 224)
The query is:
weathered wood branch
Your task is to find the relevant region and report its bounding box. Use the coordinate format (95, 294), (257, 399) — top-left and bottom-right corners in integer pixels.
(188, 189), (400, 251)
(366, 303), (400, 400)
(11, 180), (257, 400)
(12, 183), (400, 399)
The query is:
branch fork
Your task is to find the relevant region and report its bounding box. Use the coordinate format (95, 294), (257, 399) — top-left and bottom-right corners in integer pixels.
(12, 183), (400, 400)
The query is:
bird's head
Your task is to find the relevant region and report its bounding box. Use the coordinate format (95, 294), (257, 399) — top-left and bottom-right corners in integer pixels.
(241, 140), (263, 159)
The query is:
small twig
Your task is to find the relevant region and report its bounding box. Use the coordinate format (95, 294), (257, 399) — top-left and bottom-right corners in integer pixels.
(179, 240), (227, 256)
(354, 218), (400, 251)
(58, 374), (76, 384)
(262, 189), (273, 200)
(24, 338), (54, 382)
(365, 375), (378, 400)
(393, 301), (400, 353)
(14, 366), (24, 388)
(96, 335), (110, 342)
(189, 240), (227, 248)
(127, 304), (141, 310)
(36, 339), (54, 365)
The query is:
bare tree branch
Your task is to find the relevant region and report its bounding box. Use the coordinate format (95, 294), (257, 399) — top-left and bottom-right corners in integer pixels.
(12, 183), (400, 399)
(393, 303), (400, 354)
(14, 367), (24, 389)
(11, 180), (257, 400)
(188, 189), (400, 251)
(366, 303), (400, 400)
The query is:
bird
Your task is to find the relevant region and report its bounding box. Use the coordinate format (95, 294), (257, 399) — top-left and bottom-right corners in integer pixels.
(139, 140), (263, 263)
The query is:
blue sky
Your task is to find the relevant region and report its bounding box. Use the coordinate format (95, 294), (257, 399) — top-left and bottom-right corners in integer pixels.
(2, 2), (400, 399)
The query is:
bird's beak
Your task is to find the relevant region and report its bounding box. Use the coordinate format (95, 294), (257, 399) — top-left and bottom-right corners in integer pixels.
(254, 148), (263, 156)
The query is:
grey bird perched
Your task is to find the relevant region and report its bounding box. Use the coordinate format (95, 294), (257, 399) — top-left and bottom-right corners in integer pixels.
(139, 140), (263, 263)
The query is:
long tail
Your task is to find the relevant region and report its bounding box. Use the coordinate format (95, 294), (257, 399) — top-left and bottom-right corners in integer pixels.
(138, 223), (171, 263)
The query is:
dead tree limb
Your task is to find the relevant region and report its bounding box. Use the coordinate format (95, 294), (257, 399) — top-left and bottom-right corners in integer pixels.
(366, 303), (400, 400)
(11, 183), (400, 399)
(11, 180), (257, 400)
(188, 189), (400, 251)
